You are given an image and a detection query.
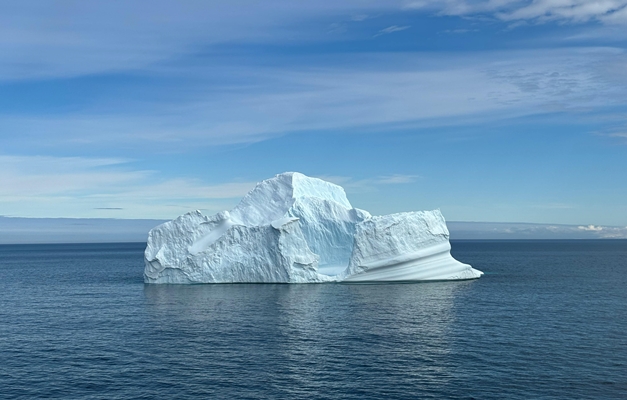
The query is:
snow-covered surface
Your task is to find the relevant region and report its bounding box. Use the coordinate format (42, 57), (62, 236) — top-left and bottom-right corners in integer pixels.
(144, 172), (483, 283)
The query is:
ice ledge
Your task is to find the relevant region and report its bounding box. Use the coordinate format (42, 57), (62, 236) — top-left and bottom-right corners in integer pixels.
(271, 216), (300, 230)
(341, 242), (482, 282)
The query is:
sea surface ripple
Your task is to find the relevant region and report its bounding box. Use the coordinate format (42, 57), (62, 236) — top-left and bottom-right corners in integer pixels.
(1, 240), (626, 399)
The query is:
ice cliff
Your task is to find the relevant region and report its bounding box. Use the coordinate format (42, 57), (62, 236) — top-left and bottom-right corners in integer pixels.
(144, 172), (483, 283)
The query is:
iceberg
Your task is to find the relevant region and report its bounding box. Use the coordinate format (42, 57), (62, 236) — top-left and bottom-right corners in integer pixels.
(144, 172), (482, 283)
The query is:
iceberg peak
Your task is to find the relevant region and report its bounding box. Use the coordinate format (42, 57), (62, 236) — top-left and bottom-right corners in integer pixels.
(144, 172), (482, 283)
(229, 172), (352, 226)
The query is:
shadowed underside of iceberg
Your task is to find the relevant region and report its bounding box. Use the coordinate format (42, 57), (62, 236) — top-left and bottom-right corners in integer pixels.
(144, 172), (483, 284)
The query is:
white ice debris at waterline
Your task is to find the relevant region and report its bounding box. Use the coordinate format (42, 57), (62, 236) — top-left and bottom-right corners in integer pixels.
(144, 172), (482, 283)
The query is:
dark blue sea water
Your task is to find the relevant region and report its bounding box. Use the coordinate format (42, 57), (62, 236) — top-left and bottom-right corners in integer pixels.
(1, 240), (626, 399)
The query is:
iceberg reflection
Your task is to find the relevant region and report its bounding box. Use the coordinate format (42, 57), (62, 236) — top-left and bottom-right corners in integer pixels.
(143, 281), (478, 395)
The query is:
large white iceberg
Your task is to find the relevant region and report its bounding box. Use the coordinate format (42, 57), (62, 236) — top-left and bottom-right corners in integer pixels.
(144, 172), (482, 283)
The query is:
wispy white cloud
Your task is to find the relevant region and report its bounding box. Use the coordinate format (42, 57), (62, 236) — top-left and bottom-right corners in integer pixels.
(374, 174), (420, 184)
(313, 175), (354, 186)
(374, 25), (410, 37)
(0, 1), (399, 81)
(405, 0), (521, 15)
(2, 3), (626, 154)
(405, 0), (627, 25)
(594, 126), (627, 143)
(499, 0), (627, 24)
(2, 48), (624, 151)
(316, 174), (420, 192)
(0, 155), (129, 170)
(0, 155), (256, 218)
(351, 14), (370, 21)
(601, 2), (627, 23)
(441, 28), (479, 34)
(1, 1), (626, 84)
(0, 156), (147, 197)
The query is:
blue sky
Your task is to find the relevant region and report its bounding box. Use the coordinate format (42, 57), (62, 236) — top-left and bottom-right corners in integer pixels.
(2, 0), (627, 228)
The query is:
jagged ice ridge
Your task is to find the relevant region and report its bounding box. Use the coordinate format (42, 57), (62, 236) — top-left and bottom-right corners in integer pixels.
(144, 172), (483, 283)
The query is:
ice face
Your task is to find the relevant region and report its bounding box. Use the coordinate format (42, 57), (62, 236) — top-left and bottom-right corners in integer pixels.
(144, 172), (483, 283)
(342, 211), (481, 281)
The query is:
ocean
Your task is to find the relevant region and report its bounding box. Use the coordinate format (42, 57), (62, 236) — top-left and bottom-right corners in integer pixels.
(1, 240), (626, 399)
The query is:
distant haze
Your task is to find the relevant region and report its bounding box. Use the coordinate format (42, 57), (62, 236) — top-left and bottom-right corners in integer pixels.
(447, 222), (627, 240)
(1, 217), (625, 244)
(0, 217), (166, 244)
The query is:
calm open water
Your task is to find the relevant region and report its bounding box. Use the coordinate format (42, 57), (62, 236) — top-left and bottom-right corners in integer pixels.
(1, 240), (626, 399)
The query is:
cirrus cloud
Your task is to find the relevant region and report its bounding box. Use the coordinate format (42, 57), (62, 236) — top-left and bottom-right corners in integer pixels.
(405, 0), (627, 24)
